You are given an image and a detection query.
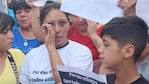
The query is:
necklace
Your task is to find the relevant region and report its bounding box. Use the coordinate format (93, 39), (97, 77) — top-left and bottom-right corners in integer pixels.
(23, 40), (28, 46)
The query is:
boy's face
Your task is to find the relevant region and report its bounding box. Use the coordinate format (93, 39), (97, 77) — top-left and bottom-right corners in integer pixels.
(100, 35), (124, 70)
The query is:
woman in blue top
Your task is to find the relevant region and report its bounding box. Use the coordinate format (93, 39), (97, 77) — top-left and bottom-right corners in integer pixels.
(11, 1), (42, 54)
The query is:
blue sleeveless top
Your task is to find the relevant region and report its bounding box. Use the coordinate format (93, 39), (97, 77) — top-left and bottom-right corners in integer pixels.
(12, 26), (42, 55)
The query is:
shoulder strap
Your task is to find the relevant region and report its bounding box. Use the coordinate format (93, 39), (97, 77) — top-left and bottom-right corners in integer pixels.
(6, 50), (20, 84)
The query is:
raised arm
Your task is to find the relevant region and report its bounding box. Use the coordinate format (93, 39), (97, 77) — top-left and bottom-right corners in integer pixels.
(32, 7), (45, 42)
(87, 20), (104, 53)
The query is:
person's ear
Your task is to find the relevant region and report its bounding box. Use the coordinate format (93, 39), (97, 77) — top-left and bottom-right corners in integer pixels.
(122, 43), (135, 59)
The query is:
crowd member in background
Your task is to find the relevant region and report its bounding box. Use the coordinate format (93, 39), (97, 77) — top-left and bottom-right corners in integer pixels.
(11, 1), (42, 54)
(0, 12), (25, 84)
(68, 15), (102, 60)
(20, 2), (93, 84)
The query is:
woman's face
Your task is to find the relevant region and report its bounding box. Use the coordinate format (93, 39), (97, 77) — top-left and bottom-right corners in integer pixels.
(42, 9), (70, 47)
(0, 26), (13, 51)
(71, 15), (88, 32)
(15, 9), (32, 29)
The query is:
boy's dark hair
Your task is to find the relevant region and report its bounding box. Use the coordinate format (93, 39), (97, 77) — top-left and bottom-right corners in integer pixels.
(13, 0), (31, 15)
(40, 1), (71, 25)
(101, 16), (148, 62)
(0, 12), (14, 32)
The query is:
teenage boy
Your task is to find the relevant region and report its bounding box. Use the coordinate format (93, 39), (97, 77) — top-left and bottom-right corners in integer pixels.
(100, 16), (149, 84)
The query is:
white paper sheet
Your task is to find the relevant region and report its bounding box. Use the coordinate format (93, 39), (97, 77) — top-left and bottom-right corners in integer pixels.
(60, 0), (123, 24)
(33, 0), (48, 7)
(33, 0), (60, 7)
(57, 65), (107, 84)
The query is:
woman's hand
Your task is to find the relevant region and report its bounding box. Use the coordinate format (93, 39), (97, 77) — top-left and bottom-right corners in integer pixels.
(87, 20), (98, 36)
(41, 23), (56, 50)
(118, 0), (137, 16)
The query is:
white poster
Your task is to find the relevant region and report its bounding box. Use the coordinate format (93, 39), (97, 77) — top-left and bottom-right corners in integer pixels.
(33, 0), (60, 6)
(60, 0), (123, 24)
(57, 65), (107, 84)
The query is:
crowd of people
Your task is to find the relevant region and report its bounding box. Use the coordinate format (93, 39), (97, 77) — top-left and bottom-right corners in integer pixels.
(0, 0), (149, 84)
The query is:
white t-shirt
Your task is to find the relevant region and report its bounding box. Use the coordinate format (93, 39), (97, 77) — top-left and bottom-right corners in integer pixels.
(20, 40), (93, 84)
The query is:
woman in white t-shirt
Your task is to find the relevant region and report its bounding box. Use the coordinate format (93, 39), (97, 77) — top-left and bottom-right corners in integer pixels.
(20, 1), (93, 84)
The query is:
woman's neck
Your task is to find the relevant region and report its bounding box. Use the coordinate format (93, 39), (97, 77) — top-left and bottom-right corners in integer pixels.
(56, 40), (69, 49)
(19, 28), (35, 40)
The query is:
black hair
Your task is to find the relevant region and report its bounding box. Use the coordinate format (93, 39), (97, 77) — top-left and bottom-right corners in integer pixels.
(101, 16), (148, 62)
(40, 1), (71, 25)
(0, 12), (14, 32)
(13, 0), (31, 15)
(8, 0), (25, 10)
